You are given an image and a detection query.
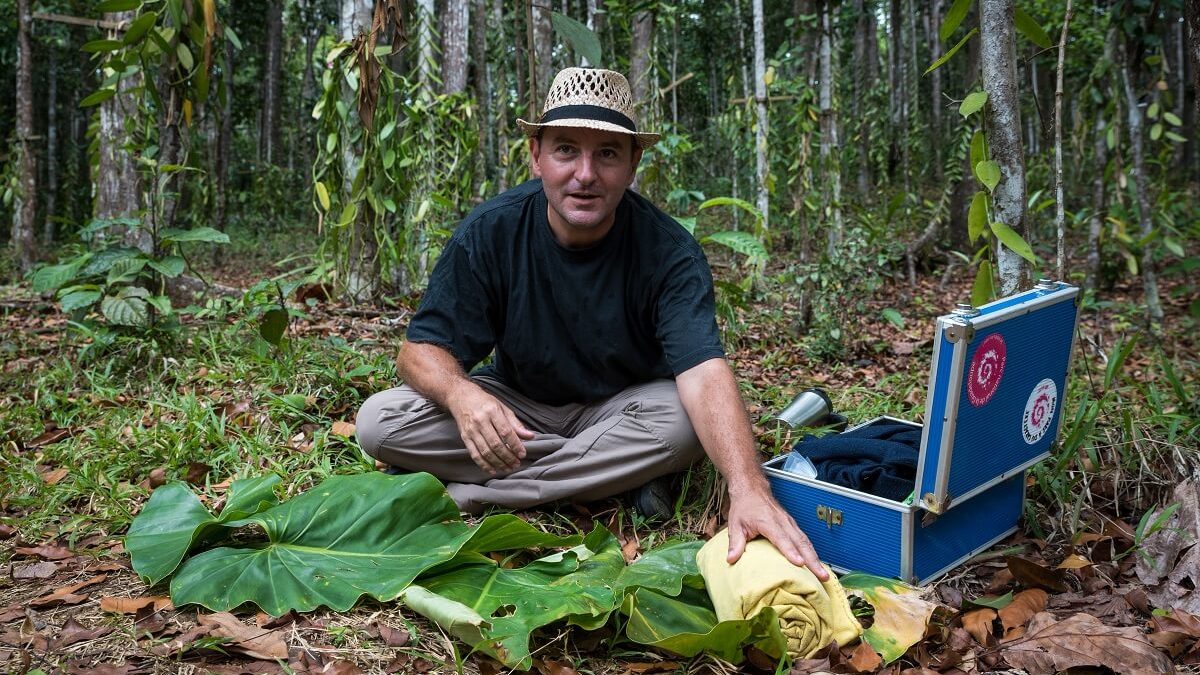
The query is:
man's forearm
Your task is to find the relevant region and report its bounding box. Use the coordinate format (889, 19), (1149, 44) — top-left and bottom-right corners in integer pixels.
(675, 358), (771, 496)
(396, 341), (479, 411)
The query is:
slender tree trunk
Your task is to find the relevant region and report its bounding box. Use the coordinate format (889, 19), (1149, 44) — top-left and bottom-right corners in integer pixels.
(820, 1), (842, 252)
(441, 0), (469, 94)
(1053, 0), (1073, 281)
(735, 0), (751, 103)
(853, 0), (870, 199)
(260, 0), (283, 165)
(98, 11), (143, 246)
(45, 45), (59, 246)
(523, 1), (537, 116)
(948, 6), (981, 252)
(981, 0), (1029, 295)
(534, 1), (554, 103)
(631, 10), (656, 115)
(213, 38), (234, 267)
(1120, 37), (1165, 325)
(417, 0), (436, 93)
(752, 0), (769, 232)
(1085, 113), (1107, 292)
(155, 67), (184, 243)
(342, 0), (375, 301)
(472, 0), (491, 185)
(930, 0), (944, 183)
(493, 0), (510, 191)
(12, 0), (37, 273)
(1186, 0), (1199, 175)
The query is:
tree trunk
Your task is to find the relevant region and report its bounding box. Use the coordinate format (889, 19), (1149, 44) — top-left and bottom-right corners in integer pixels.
(1120, 36), (1165, 325)
(948, 5), (981, 252)
(929, 0), (944, 183)
(417, 0), (436, 93)
(820, 0), (842, 252)
(981, 0), (1029, 296)
(735, 0), (751, 103)
(441, 0), (469, 94)
(630, 10), (656, 116)
(213, 37), (234, 267)
(342, 0), (376, 302)
(1053, 0), (1072, 281)
(154, 67), (183, 246)
(752, 0), (769, 232)
(12, 0), (37, 273)
(1084, 112), (1107, 292)
(45, 44), (59, 246)
(472, 0), (491, 186)
(260, 0), (283, 165)
(1186, 0), (1199, 174)
(97, 11), (143, 245)
(853, 0), (874, 199)
(534, 1), (555, 104)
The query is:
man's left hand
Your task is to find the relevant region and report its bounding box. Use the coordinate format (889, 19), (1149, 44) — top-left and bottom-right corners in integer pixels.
(725, 490), (829, 581)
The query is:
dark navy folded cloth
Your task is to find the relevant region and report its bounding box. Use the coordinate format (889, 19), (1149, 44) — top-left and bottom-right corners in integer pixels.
(795, 423), (920, 501)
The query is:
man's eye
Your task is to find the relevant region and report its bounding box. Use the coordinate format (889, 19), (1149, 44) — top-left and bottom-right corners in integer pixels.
(556, 145), (575, 154)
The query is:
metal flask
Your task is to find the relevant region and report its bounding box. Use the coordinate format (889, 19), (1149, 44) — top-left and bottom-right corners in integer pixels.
(775, 388), (833, 428)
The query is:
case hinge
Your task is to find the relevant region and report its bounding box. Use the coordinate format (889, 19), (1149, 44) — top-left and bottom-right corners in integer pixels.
(920, 491), (952, 514)
(816, 505), (843, 529)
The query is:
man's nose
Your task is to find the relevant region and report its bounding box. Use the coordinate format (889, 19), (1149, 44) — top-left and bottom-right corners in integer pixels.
(574, 153), (596, 183)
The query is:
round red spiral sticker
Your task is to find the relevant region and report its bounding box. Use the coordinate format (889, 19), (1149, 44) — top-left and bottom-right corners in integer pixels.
(967, 333), (1006, 407)
(1022, 378), (1058, 444)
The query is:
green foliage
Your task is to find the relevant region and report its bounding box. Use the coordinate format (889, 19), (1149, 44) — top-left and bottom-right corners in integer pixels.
(312, 43), (479, 297)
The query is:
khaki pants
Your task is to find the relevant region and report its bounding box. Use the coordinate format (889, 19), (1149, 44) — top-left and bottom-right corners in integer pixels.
(355, 376), (705, 513)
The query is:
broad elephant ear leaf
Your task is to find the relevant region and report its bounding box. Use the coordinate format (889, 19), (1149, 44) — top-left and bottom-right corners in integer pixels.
(126, 474), (282, 585)
(170, 472), (475, 616)
(615, 539), (705, 597)
(621, 586), (787, 664)
(413, 525), (626, 670)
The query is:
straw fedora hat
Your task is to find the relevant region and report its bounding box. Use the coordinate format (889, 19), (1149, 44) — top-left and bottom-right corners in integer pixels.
(517, 68), (660, 149)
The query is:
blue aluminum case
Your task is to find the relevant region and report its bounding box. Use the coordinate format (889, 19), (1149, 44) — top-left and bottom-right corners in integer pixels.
(765, 282), (1080, 585)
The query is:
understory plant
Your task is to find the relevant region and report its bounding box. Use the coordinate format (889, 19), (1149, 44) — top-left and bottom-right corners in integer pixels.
(126, 471), (795, 669)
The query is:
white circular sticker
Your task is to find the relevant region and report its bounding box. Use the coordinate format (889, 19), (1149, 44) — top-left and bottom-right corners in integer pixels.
(1022, 378), (1058, 444)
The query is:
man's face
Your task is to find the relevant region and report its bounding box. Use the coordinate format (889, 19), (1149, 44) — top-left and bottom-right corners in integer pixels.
(530, 126), (643, 248)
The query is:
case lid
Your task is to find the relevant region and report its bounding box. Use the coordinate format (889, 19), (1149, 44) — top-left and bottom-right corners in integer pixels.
(914, 281), (1080, 513)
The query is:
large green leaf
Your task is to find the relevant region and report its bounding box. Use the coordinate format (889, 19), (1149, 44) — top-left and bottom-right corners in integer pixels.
(972, 260), (995, 306)
(968, 191), (988, 243)
(415, 526), (626, 669)
(940, 0), (973, 41)
(169, 473), (477, 615)
(990, 221), (1039, 264)
(59, 288), (103, 313)
(31, 260), (87, 293)
(974, 160), (1001, 192)
(126, 475), (282, 585)
(100, 287), (151, 326)
(622, 586), (787, 664)
(550, 11), (601, 67)
(160, 226), (231, 244)
(969, 130), (987, 172)
(924, 28), (977, 74)
(616, 540), (705, 596)
(700, 231), (768, 265)
(122, 12), (158, 46)
(840, 573), (936, 664)
(83, 247), (142, 276)
(1014, 6), (1052, 49)
(959, 91), (988, 118)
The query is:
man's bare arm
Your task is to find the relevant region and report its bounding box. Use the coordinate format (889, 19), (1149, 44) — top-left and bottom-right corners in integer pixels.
(675, 357), (828, 579)
(396, 342), (533, 474)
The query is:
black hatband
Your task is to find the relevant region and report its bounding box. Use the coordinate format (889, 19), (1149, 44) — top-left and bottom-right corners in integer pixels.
(539, 105), (637, 132)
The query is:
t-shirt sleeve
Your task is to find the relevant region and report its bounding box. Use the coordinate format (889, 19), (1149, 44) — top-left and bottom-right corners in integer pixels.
(404, 237), (498, 371)
(654, 250), (726, 374)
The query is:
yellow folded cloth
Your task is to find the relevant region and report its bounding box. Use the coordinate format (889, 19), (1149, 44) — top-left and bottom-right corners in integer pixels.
(696, 529), (862, 659)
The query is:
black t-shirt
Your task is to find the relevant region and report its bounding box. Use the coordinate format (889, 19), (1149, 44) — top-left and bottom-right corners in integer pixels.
(406, 179), (725, 405)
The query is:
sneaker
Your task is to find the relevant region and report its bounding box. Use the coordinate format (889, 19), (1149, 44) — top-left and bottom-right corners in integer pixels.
(381, 465), (405, 475)
(632, 476), (674, 520)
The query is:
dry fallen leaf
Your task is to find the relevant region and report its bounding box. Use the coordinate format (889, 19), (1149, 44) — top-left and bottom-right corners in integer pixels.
(330, 420), (357, 437)
(99, 596), (174, 614)
(199, 611), (289, 661)
(0, 523), (15, 539)
(1057, 553), (1092, 569)
(30, 574), (107, 608)
(962, 607), (997, 647)
(1005, 556), (1067, 592)
(15, 543), (75, 560)
(27, 426), (74, 448)
(52, 617), (115, 649)
(41, 467), (70, 485)
(1001, 611), (1172, 675)
(13, 561), (59, 579)
(998, 588), (1048, 638)
(1153, 609), (1200, 638)
(534, 658), (580, 675)
(845, 639), (883, 671)
(376, 623), (410, 647)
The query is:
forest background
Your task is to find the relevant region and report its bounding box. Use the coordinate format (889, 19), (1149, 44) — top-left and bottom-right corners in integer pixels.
(1, 0), (1199, 673)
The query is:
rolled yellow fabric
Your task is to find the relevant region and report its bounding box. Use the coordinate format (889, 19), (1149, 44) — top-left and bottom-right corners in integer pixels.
(696, 529), (862, 659)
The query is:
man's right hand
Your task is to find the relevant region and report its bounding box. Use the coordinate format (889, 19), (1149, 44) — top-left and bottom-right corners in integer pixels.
(447, 384), (535, 475)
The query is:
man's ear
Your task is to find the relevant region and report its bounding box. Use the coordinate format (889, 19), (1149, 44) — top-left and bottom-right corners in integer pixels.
(627, 146), (644, 184)
(529, 136), (543, 178)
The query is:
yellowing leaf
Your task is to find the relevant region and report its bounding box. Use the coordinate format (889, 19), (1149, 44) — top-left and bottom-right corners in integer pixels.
(1056, 554), (1092, 569)
(840, 573), (936, 664)
(330, 421), (356, 437)
(315, 181), (331, 211)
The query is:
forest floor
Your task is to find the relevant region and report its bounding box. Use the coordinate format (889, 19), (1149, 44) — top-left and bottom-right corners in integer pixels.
(1, 242), (1198, 674)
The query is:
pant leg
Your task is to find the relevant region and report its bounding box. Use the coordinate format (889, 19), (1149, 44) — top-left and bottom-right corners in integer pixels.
(445, 379), (706, 513)
(355, 377), (571, 484)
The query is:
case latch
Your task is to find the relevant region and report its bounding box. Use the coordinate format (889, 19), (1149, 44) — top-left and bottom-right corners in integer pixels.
(816, 505), (843, 528)
(920, 492), (952, 514)
(945, 304), (978, 343)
